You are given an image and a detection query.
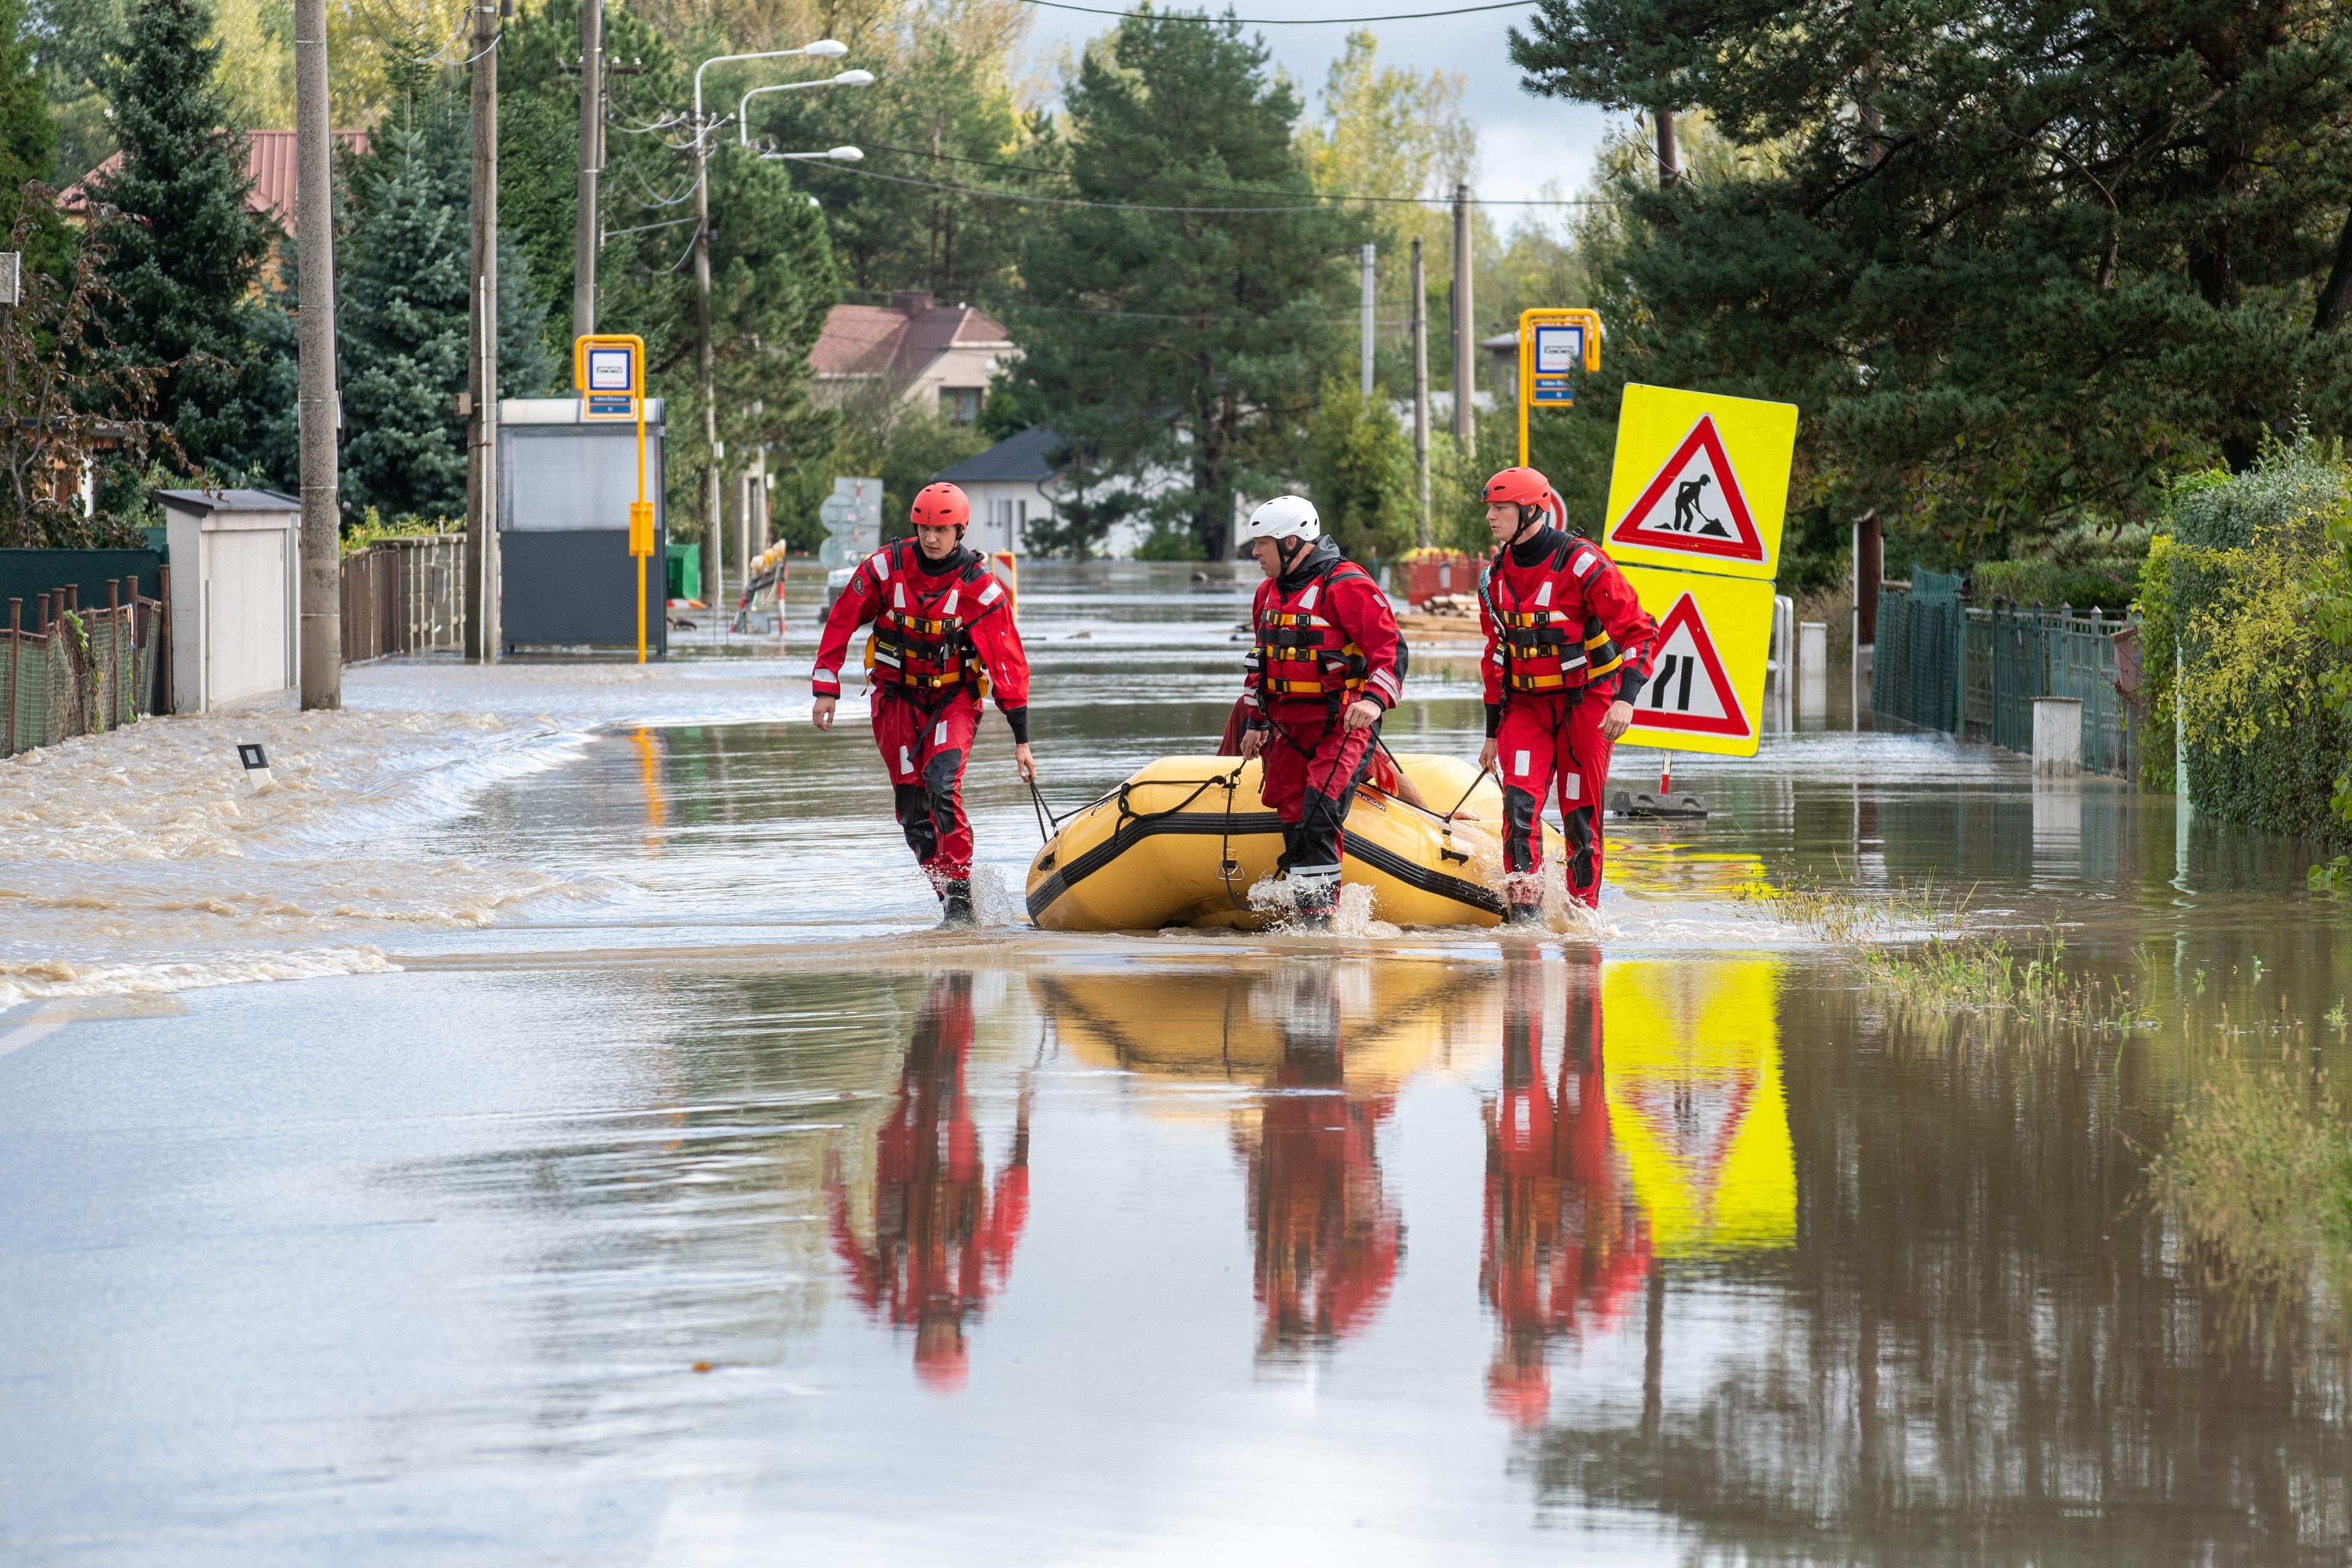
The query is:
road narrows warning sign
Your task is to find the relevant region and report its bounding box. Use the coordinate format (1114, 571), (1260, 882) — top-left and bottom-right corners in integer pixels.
(1608, 415), (1762, 562)
(1616, 565), (1775, 758)
(1601, 385), (1798, 582)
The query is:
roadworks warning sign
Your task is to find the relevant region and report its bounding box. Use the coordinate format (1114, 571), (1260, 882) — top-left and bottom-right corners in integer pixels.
(1615, 565), (1774, 758)
(1602, 385), (1797, 581)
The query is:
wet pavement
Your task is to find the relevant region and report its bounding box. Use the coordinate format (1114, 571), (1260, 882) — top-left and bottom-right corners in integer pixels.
(5, 564), (2351, 1565)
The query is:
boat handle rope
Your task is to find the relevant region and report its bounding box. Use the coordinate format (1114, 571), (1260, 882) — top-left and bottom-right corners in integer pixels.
(1027, 775), (1058, 845)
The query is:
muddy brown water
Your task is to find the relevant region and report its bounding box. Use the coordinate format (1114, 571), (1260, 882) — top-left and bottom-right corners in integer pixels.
(2, 562), (2349, 1564)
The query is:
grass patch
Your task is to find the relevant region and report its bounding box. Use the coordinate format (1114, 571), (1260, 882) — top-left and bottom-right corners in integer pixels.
(2150, 1052), (2352, 1302)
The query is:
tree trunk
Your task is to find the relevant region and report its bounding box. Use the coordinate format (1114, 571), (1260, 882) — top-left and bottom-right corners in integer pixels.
(2313, 204), (2352, 335)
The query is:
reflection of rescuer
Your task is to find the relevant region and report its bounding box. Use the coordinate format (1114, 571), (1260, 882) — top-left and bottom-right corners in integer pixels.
(1238, 971), (1402, 1353)
(1236, 496), (1404, 927)
(824, 973), (1033, 1394)
(810, 482), (1035, 926)
(1482, 948), (1651, 1426)
(1476, 467), (1660, 918)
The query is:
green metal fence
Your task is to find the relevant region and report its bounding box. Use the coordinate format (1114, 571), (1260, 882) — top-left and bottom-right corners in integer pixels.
(3, 585), (163, 758)
(1872, 581), (2137, 778)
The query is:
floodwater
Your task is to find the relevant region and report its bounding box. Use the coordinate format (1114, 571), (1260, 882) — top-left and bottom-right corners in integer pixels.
(5, 564), (2351, 1565)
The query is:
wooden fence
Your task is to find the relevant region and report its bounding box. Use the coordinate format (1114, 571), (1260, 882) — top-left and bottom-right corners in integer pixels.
(341, 534), (465, 664)
(3, 577), (165, 758)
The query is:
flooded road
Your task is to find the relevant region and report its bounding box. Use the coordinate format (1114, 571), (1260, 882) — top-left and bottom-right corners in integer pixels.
(5, 565), (2350, 1564)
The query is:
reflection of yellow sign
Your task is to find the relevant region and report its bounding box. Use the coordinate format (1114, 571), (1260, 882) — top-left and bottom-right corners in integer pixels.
(1616, 565), (1774, 758)
(1601, 958), (1793, 1256)
(1602, 385), (1796, 581)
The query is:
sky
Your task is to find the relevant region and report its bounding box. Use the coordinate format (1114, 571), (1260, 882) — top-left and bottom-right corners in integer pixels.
(1012, 0), (1618, 220)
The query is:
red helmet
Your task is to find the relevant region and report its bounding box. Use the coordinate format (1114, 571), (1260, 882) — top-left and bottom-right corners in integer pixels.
(1483, 467), (1550, 507)
(910, 481), (970, 533)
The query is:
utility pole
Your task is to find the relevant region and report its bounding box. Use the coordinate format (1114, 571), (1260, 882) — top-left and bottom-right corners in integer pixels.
(464, 0), (501, 660)
(1451, 182), (1474, 453)
(571, 0), (600, 339)
(1358, 242), (1376, 396)
(691, 127), (722, 629)
(1655, 108), (1679, 187)
(1411, 236), (1430, 548)
(293, 0), (339, 707)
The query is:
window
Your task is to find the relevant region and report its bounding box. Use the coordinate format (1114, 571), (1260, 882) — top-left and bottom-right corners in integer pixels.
(941, 388), (981, 426)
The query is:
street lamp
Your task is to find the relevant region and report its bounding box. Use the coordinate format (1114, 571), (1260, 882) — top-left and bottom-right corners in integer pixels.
(687, 40), (865, 630)
(761, 145), (864, 164)
(737, 75), (874, 146)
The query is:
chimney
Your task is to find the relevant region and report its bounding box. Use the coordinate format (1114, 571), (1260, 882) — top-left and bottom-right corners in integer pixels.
(891, 289), (935, 314)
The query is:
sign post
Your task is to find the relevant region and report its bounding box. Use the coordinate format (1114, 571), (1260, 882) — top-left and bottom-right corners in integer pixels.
(1515, 307), (1602, 466)
(574, 334), (650, 662)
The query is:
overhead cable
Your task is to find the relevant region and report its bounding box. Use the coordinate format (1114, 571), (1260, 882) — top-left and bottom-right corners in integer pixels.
(845, 140), (1573, 205)
(1019, 0), (1531, 22)
(807, 162), (1600, 210)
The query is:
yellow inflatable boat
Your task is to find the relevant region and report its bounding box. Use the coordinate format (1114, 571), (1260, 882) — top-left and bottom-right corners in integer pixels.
(1023, 752), (1561, 931)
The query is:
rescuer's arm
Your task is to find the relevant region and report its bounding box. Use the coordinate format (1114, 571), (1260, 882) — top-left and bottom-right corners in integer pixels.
(963, 594), (1035, 780)
(1333, 570), (1403, 733)
(1238, 582), (1271, 760)
(1477, 569), (1503, 773)
(808, 562), (884, 732)
(1586, 554), (1660, 743)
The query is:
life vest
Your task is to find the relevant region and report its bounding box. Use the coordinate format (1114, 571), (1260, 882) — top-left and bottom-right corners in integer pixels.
(861, 541), (1004, 699)
(1482, 533), (1625, 696)
(1255, 560), (1379, 703)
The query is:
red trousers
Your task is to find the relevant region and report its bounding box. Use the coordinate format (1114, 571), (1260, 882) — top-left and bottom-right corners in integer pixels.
(1496, 689), (1613, 908)
(1258, 703), (1376, 911)
(872, 688), (980, 886)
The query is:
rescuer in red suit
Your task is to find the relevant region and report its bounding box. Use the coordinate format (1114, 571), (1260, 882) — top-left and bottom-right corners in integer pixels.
(810, 482), (1035, 925)
(1474, 467), (1659, 918)
(1237, 968), (1403, 1354)
(824, 971), (1033, 1394)
(1481, 946), (1652, 1426)
(1235, 496), (1405, 928)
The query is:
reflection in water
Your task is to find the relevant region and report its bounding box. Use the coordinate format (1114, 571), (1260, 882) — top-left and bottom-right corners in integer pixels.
(1482, 948), (1651, 1427)
(1235, 966), (1403, 1357)
(631, 726), (667, 850)
(825, 973), (1033, 1393)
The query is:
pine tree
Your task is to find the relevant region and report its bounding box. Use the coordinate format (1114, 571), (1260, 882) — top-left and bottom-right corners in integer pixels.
(333, 91), (550, 521)
(1510, 0), (2352, 559)
(1008, 13), (1361, 559)
(0, 0), (55, 235)
(86, 0), (277, 484)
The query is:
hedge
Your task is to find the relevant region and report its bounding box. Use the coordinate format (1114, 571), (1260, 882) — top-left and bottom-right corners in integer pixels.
(2135, 440), (2352, 850)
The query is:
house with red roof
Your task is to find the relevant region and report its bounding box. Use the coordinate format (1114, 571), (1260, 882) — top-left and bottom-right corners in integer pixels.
(59, 129), (369, 232)
(810, 290), (1015, 428)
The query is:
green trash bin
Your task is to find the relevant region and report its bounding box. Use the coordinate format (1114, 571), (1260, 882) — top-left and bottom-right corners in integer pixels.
(665, 543), (701, 603)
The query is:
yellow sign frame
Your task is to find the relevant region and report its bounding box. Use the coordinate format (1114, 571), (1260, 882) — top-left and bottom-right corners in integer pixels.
(1515, 307), (1602, 466)
(573, 334), (652, 663)
(1600, 383), (1797, 582)
(1615, 564), (1775, 758)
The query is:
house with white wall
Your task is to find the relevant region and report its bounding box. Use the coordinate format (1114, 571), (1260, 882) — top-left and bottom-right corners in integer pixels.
(810, 291), (1014, 426)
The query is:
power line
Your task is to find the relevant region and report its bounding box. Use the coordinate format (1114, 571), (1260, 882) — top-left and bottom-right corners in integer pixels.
(807, 160), (1602, 209)
(843, 140), (1575, 205)
(1019, 0), (1532, 22)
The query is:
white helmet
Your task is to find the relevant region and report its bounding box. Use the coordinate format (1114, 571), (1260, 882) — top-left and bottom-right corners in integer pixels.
(1242, 494), (1321, 544)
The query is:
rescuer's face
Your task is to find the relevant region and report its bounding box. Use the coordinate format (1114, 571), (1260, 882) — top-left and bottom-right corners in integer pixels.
(915, 523), (959, 561)
(1251, 537), (1284, 578)
(1485, 502), (1520, 544)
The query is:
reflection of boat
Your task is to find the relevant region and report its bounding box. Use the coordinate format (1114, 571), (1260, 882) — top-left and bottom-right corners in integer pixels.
(1483, 948), (1652, 1425)
(1600, 959), (1795, 1256)
(825, 973), (1032, 1394)
(1033, 959), (1496, 1095)
(1025, 753), (1562, 931)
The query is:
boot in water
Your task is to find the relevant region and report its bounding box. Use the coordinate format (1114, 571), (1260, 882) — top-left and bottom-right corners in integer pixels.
(1504, 902), (1545, 928)
(938, 881), (976, 927)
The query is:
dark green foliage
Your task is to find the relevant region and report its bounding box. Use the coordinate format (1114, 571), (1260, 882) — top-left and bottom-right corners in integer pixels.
(1007, 12), (1362, 560)
(1305, 377), (1412, 562)
(28, 0), (121, 185)
(1511, 0), (2352, 565)
(85, 0), (277, 487)
(0, 0), (56, 241)
(1970, 557), (2143, 614)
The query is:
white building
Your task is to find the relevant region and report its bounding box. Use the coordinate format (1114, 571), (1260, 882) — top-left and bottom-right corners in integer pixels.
(930, 425), (1067, 557)
(810, 291), (1014, 427)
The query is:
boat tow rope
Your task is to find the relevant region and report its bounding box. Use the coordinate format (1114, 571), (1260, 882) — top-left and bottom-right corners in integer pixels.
(1027, 775), (1059, 845)
(1102, 766), (1255, 911)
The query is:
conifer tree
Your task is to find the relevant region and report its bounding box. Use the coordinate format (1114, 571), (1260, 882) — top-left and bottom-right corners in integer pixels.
(1008, 13), (1360, 560)
(0, 0), (55, 235)
(86, 0), (277, 483)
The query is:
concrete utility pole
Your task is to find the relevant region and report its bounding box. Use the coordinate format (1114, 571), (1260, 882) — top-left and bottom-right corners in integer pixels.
(464, 0), (500, 660)
(1451, 182), (1474, 451)
(1655, 108), (1679, 187)
(293, 0), (339, 708)
(690, 132), (722, 626)
(1358, 242), (1376, 396)
(1411, 236), (1430, 547)
(571, 0), (600, 339)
